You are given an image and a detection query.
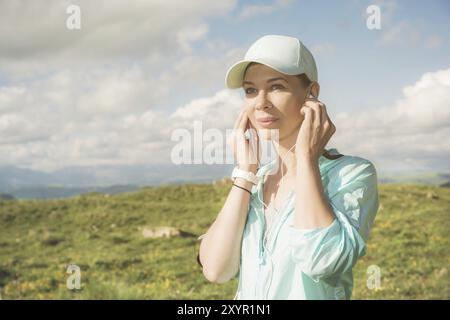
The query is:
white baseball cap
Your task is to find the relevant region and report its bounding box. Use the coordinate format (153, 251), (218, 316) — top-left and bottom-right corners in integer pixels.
(225, 34), (318, 89)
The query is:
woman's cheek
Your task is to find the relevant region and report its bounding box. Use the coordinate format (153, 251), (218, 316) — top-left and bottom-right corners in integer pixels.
(284, 108), (300, 123)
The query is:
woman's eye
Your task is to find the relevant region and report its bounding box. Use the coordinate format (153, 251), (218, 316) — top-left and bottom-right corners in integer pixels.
(271, 84), (284, 90)
(245, 88), (256, 94)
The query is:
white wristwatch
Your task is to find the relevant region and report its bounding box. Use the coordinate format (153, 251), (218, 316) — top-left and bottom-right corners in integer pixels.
(231, 167), (260, 185)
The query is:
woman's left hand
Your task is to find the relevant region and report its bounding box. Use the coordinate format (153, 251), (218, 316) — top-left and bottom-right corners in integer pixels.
(295, 95), (336, 163)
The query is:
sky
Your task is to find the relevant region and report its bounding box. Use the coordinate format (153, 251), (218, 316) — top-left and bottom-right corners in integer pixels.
(0, 0), (449, 180)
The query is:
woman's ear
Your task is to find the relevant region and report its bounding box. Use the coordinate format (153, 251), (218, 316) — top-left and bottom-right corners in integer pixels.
(310, 82), (320, 98)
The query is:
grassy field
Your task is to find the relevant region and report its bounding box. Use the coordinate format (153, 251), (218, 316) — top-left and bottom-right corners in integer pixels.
(0, 183), (449, 299)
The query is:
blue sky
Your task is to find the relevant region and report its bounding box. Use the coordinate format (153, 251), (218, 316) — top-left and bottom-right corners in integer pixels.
(0, 0), (449, 180)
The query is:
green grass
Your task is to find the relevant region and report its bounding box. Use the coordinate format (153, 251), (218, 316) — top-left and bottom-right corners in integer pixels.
(0, 183), (448, 299)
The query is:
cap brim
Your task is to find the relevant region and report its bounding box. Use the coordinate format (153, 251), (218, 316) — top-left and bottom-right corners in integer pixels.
(225, 60), (253, 89)
(225, 58), (303, 89)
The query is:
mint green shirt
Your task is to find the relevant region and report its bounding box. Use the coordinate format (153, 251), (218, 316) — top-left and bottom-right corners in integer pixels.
(234, 148), (379, 300)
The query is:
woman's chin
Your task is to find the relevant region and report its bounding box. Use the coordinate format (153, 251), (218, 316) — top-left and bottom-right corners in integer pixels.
(257, 128), (280, 141)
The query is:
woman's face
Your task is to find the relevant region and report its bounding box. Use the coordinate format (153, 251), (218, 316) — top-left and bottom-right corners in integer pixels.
(242, 63), (313, 141)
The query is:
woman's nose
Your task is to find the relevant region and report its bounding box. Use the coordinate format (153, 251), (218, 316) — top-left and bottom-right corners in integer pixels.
(254, 92), (272, 110)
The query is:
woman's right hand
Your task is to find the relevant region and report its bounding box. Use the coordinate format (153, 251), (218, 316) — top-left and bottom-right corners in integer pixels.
(228, 107), (260, 174)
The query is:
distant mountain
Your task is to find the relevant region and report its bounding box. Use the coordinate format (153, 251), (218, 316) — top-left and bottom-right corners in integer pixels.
(1, 164), (449, 199)
(0, 164), (233, 199)
(0, 193), (15, 200)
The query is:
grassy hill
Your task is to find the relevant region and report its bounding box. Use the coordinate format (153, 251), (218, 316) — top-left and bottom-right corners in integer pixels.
(0, 183), (449, 299)
(378, 171), (450, 186)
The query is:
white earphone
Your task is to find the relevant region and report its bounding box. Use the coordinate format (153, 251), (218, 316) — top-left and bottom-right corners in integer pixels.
(256, 140), (296, 212)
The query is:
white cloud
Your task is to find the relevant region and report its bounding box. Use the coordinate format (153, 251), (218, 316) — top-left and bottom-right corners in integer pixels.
(170, 89), (242, 128)
(0, 0), (237, 79)
(331, 68), (450, 172)
(176, 23), (209, 54)
(0, 0), (247, 171)
(0, 68), (243, 171)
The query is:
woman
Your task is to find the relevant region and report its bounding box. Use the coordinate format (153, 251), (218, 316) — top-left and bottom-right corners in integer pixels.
(197, 35), (379, 299)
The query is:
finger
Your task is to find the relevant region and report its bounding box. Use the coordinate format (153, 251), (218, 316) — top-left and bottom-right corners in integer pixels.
(301, 104), (314, 123)
(302, 106), (313, 128)
(233, 109), (245, 130)
(303, 99), (320, 108)
(319, 102), (326, 126)
(324, 108), (336, 136)
(248, 120), (259, 139)
(304, 93), (318, 102)
(238, 109), (249, 130)
(311, 103), (322, 128)
(236, 109), (251, 140)
(328, 115), (336, 132)
(245, 116), (252, 131)
(318, 102), (332, 127)
(247, 122), (259, 160)
(320, 102), (330, 128)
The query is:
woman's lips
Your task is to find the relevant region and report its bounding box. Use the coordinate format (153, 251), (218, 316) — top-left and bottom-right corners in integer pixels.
(256, 117), (279, 128)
